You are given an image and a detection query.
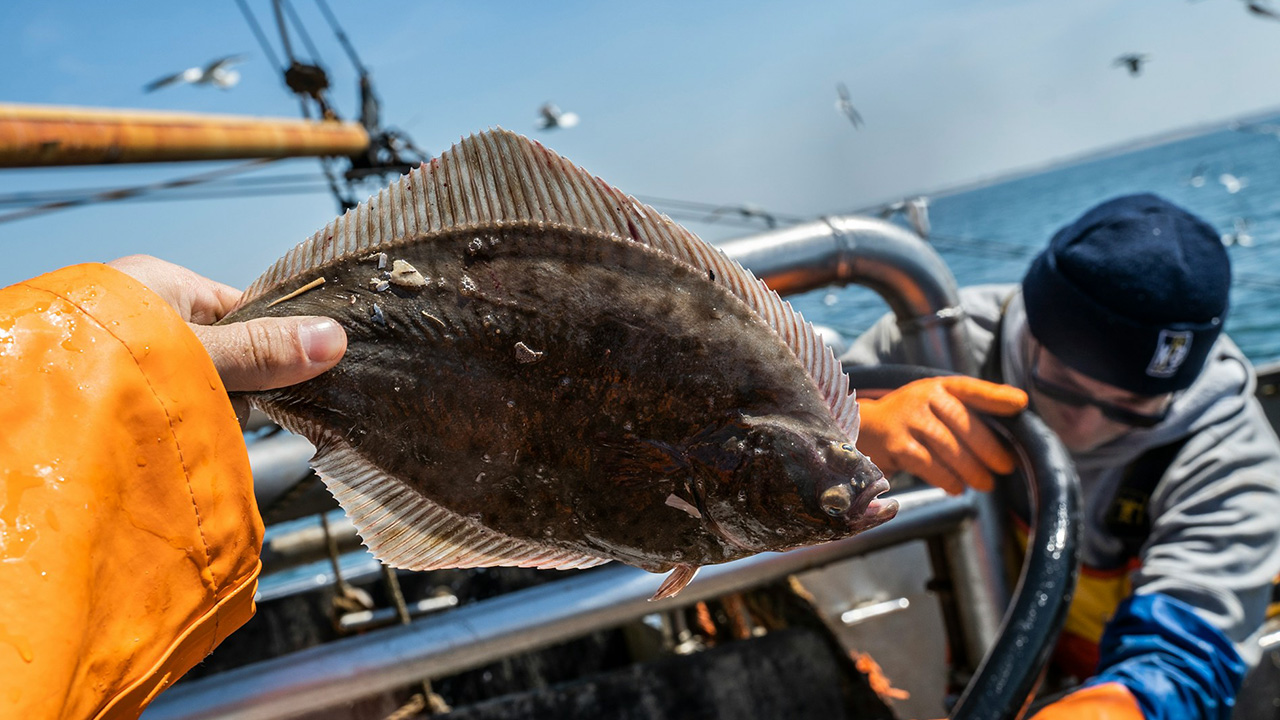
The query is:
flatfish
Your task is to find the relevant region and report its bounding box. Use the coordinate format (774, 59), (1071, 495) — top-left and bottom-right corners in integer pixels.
(223, 129), (898, 598)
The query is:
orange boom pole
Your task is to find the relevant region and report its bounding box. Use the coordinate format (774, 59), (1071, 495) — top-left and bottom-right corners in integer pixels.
(0, 103), (370, 167)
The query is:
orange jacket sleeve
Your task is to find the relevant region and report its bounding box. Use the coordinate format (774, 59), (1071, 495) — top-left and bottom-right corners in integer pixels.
(0, 263), (264, 719)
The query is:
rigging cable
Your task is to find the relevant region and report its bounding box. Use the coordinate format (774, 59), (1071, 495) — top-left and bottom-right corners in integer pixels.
(281, 0), (324, 66)
(0, 159), (279, 225)
(0, 172), (331, 207)
(315, 0), (368, 75)
(233, 0), (285, 76)
(271, 0), (299, 66)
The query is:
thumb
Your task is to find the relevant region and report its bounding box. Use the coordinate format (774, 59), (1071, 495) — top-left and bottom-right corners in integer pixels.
(193, 316), (347, 392)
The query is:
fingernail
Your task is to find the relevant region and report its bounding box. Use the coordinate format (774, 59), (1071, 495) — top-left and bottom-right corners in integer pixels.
(299, 318), (346, 363)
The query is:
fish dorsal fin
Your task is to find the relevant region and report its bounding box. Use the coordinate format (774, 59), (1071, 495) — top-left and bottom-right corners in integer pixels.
(239, 129), (859, 441)
(309, 433), (610, 572)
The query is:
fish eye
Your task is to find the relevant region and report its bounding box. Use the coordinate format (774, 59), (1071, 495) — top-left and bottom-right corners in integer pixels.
(840, 443), (854, 452)
(820, 484), (854, 516)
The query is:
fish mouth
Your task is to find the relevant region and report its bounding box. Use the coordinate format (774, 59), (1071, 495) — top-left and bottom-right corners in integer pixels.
(845, 476), (898, 533)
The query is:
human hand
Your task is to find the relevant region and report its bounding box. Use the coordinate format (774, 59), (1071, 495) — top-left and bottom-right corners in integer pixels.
(857, 376), (1028, 494)
(107, 255), (347, 423)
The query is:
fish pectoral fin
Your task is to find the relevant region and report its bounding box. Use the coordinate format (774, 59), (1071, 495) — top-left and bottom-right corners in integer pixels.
(650, 564), (700, 601)
(594, 438), (684, 486)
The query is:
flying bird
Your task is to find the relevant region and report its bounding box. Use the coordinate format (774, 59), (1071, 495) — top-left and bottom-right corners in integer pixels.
(1222, 218), (1255, 247)
(145, 55), (246, 92)
(1113, 54), (1149, 76)
(835, 82), (863, 129)
(1245, 0), (1280, 20)
(1188, 162), (1208, 188)
(1219, 172), (1247, 194)
(536, 103), (579, 131)
(878, 196), (931, 238)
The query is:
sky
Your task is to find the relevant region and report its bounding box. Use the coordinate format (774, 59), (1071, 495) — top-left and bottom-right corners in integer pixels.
(5, 0), (1280, 289)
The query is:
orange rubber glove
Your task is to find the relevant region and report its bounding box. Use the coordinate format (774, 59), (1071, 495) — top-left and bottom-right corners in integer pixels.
(857, 376), (1028, 494)
(1030, 682), (1146, 719)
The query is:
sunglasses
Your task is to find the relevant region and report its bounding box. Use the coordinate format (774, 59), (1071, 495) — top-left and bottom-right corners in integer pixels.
(1029, 348), (1170, 428)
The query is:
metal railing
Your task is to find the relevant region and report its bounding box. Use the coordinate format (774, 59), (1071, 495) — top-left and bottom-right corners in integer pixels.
(146, 488), (976, 720)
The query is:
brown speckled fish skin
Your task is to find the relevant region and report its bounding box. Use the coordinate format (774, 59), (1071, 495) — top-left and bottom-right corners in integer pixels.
(222, 129), (896, 595)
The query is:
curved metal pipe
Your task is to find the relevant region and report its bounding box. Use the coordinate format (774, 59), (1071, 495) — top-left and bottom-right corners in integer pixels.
(718, 214), (975, 375)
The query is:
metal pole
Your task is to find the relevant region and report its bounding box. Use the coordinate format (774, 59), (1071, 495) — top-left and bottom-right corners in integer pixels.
(144, 488), (974, 720)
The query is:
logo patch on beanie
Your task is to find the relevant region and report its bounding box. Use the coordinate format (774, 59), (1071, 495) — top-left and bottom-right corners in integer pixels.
(1147, 330), (1192, 378)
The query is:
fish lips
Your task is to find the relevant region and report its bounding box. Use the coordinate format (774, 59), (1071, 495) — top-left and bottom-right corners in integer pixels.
(844, 475), (898, 533)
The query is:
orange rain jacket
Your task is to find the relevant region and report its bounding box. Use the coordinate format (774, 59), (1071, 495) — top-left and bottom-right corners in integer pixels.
(0, 264), (263, 719)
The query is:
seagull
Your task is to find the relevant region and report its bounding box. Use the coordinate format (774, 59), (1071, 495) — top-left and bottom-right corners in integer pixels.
(835, 82), (863, 129)
(1188, 162), (1208, 188)
(1219, 172), (1247, 194)
(536, 103), (579, 131)
(1236, 122), (1280, 139)
(145, 55), (246, 92)
(1221, 218), (1255, 247)
(878, 196), (931, 238)
(1245, 0), (1280, 20)
(1113, 54), (1149, 77)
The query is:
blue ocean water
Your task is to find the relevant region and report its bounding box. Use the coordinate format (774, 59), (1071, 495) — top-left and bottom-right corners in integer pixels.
(786, 117), (1280, 365)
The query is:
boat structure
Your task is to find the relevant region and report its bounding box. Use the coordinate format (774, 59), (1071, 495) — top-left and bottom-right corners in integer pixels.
(5, 7), (1280, 720)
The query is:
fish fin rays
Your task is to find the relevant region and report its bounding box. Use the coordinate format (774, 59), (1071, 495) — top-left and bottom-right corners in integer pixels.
(236, 128), (858, 442)
(592, 438), (685, 488)
(310, 437), (610, 572)
(651, 564), (700, 601)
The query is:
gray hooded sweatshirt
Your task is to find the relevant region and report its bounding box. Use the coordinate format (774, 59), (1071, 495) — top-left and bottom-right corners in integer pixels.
(843, 284), (1280, 666)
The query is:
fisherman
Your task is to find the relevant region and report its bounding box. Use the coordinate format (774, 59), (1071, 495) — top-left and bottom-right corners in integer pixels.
(0, 255), (347, 718)
(849, 193), (1280, 720)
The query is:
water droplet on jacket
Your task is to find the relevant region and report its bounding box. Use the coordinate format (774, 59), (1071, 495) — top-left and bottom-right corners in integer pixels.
(136, 456), (148, 467)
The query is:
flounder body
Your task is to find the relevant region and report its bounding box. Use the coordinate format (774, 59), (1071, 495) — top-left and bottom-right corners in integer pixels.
(223, 129), (897, 598)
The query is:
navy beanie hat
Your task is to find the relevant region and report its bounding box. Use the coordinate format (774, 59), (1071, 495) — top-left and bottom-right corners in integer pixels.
(1022, 193), (1230, 396)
